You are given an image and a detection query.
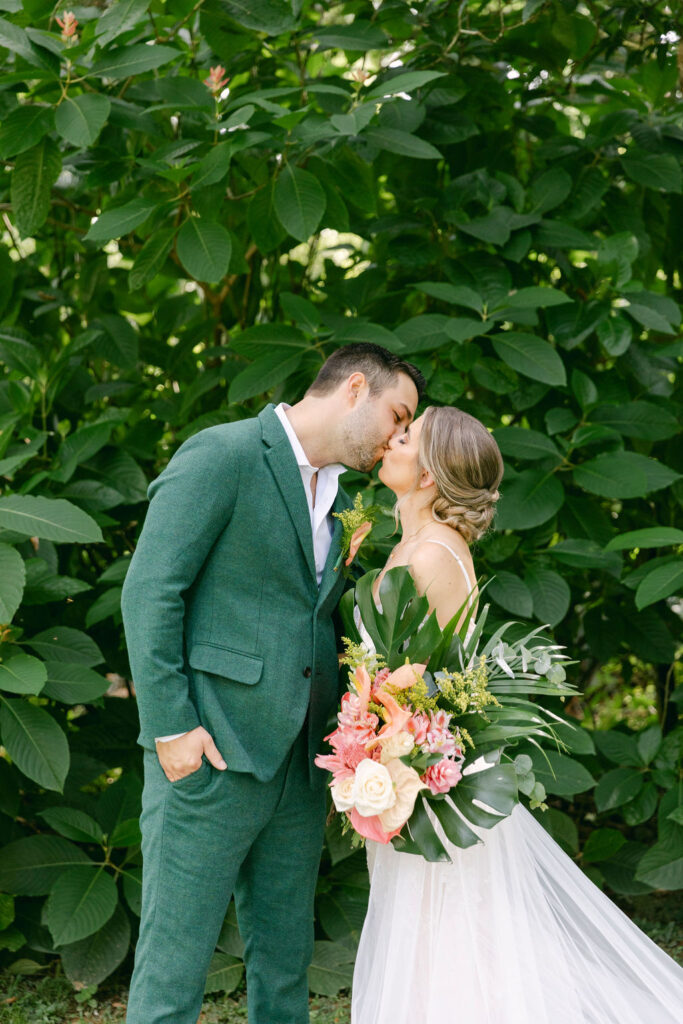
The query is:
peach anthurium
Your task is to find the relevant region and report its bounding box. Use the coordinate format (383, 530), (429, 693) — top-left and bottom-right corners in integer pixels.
(382, 662), (427, 692)
(351, 663), (372, 713)
(366, 689), (413, 750)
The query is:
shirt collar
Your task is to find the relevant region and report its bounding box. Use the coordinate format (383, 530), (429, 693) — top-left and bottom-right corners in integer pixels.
(274, 403), (345, 480)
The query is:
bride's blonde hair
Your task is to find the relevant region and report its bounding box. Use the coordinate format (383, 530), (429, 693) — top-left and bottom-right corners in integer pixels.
(417, 406), (504, 544)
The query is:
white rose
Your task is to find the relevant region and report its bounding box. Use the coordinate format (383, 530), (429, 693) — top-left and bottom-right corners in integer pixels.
(379, 758), (427, 832)
(352, 759), (397, 817)
(331, 776), (356, 812)
(380, 730), (415, 764)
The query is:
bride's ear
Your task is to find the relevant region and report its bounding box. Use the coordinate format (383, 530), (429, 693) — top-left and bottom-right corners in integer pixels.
(419, 467), (435, 489)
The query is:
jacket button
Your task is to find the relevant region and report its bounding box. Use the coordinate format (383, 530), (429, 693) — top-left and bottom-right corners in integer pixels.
(302, 666), (312, 678)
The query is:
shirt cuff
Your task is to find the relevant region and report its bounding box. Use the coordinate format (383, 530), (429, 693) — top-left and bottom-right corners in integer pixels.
(155, 731), (190, 742)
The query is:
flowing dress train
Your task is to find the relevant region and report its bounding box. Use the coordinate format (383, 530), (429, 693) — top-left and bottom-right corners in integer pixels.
(351, 541), (683, 1024)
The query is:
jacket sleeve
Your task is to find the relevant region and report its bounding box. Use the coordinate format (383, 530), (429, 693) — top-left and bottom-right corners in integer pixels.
(121, 427), (238, 747)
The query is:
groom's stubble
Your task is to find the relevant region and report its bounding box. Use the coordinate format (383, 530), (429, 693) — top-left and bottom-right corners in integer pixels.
(338, 398), (392, 471)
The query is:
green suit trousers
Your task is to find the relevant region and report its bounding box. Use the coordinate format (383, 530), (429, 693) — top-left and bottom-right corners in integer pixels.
(125, 723), (326, 1024)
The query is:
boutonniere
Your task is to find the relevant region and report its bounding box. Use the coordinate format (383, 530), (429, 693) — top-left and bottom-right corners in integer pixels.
(332, 493), (382, 576)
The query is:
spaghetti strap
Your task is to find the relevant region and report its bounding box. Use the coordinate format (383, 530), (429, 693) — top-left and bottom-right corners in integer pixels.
(418, 539), (476, 607)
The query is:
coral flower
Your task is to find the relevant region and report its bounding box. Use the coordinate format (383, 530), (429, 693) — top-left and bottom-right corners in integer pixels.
(366, 689), (412, 750)
(349, 807), (403, 844)
(56, 11), (78, 41)
(205, 65), (229, 96)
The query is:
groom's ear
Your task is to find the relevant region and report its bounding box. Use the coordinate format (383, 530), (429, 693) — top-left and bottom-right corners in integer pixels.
(346, 371), (368, 404)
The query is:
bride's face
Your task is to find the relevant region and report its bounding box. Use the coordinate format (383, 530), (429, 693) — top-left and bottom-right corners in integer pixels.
(378, 414), (424, 495)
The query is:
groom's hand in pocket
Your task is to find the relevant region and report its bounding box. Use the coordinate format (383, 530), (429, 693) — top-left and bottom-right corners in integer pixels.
(156, 726), (227, 782)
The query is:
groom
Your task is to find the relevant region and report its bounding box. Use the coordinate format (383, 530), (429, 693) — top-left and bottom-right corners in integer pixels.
(121, 342), (423, 1024)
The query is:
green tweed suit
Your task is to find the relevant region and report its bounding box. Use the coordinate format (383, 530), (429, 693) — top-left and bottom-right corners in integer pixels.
(121, 404), (350, 1024)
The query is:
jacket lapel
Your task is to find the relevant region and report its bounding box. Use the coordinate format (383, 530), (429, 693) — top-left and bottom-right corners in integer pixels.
(317, 488), (351, 607)
(260, 405), (317, 584)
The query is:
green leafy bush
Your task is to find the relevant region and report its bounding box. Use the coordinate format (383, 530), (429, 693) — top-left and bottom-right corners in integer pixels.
(0, 0), (681, 993)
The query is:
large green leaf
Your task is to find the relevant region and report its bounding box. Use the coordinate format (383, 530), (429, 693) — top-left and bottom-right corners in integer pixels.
(606, 527), (683, 552)
(529, 750), (595, 797)
(493, 427), (561, 461)
(60, 903), (131, 987)
(428, 795), (480, 849)
(364, 127), (442, 160)
(42, 663), (110, 705)
(45, 867), (118, 946)
(0, 495), (103, 543)
(176, 218), (232, 282)
(10, 137), (62, 237)
(27, 626), (104, 667)
(0, 835), (90, 895)
(590, 401), (679, 440)
(451, 765), (518, 825)
(129, 227), (175, 290)
(635, 834), (683, 890)
(528, 167), (572, 213)
(365, 70), (445, 99)
(621, 151), (682, 193)
(274, 164), (326, 242)
(38, 807), (105, 844)
(491, 333), (566, 386)
(85, 198), (157, 243)
(55, 94), (110, 148)
(228, 349), (304, 404)
(635, 559), (683, 610)
(90, 43), (180, 80)
(0, 104), (54, 159)
(573, 452), (679, 498)
(307, 940), (355, 997)
(314, 20), (386, 50)
(0, 698), (69, 791)
(95, 0), (151, 45)
(594, 766), (644, 812)
(496, 469), (565, 530)
(91, 314), (139, 368)
(0, 654), (47, 695)
(204, 951), (245, 994)
(487, 571), (533, 618)
(0, 542), (25, 621)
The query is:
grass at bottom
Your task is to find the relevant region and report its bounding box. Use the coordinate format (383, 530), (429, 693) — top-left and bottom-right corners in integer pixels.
(0, 975), (351, 1024)
(1, 891), (681, 1023)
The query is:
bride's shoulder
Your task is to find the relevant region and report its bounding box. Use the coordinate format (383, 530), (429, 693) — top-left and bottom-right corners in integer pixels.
(409, 527), (474, 585)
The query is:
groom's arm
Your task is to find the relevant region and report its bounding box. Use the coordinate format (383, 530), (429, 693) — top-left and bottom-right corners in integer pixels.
(121, 427), (238, 749)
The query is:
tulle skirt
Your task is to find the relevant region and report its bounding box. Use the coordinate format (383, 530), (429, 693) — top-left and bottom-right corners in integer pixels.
(351, 799), (683, 1023)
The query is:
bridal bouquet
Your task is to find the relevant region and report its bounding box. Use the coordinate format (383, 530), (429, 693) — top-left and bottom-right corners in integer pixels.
(315, 566), (580, 862)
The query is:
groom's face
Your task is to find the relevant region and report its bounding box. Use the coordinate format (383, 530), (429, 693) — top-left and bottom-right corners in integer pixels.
(341, 372), (418, 472)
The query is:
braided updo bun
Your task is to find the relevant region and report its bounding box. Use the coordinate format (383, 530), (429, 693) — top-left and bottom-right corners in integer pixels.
(418, 406), (504, 544)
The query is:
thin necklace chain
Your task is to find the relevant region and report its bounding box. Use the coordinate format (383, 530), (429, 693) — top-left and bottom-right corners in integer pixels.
(388, 520), (435, 559)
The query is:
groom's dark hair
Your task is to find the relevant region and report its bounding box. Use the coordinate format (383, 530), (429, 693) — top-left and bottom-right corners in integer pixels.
(306, 343), (426, 399)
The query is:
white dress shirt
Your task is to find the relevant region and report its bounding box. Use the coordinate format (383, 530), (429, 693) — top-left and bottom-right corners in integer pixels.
(156, 403), (345, 743)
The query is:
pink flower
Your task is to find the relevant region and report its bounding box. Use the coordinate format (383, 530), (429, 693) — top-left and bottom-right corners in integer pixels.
(423, 758), (462, 795)
(406, 712), (430, 747)
(338, 691), (378, 736)
(348, 806), (403, 844)
(315, 730), (379, 781)
(372, 666), (391, 690)
(205, 65), (229, 96)
(425, 709), (458, 756)
(56, 11), (78, 41)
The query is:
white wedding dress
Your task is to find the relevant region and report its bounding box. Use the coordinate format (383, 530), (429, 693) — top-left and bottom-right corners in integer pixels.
(352, 540), (683, 1024)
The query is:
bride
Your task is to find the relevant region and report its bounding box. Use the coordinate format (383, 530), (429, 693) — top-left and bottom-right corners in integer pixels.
(349, 405), (683, 1024)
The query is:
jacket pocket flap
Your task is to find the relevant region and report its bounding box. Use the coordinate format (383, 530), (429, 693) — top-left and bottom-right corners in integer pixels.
(189, 642), (263, 685)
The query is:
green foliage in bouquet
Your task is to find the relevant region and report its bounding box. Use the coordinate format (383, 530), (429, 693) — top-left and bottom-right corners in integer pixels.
(340, 566), (580, 861)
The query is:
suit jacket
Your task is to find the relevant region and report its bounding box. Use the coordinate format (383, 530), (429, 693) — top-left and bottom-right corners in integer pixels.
(121, 404), (351, 782)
